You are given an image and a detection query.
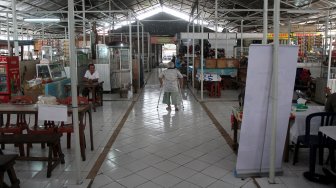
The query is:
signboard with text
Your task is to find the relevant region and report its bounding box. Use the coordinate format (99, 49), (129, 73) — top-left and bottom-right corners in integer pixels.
(150, 36), (176, 44)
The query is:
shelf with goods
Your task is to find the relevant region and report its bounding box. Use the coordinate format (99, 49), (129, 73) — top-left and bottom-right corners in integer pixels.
(60, 39), (69, 62)
(34, 39), (69, 63)
(292, 33), (323, 61)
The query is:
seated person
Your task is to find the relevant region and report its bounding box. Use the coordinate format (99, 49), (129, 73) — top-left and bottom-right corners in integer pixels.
(82, 64), (99, 97)
(325, 87), (336, 112)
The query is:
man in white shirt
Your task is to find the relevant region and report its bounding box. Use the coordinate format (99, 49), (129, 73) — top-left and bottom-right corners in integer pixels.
(159, 61), (183, 111)
(82, 64), (99, 97)
(84, 64), (99, 82)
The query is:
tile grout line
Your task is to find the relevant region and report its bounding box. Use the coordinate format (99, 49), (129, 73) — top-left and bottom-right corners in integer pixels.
(200, 99), (262, 188)
(199, 102), (236, 153)
(86, 72), (153, 187)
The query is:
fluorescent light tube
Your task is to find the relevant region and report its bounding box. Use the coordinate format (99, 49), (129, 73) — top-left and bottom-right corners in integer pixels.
(24, 18), (60, 22)
(286, 10), (319, 14)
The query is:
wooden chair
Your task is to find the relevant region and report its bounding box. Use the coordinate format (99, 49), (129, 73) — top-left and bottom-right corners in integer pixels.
(0, 96), (33, 156)
(26, 119), (58, 157)
(57, 96), (89, 149)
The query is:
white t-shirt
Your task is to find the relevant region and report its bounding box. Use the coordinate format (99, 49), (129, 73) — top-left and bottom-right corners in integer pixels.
(159, 68), (183, 92)
(84, 70), (99, 80)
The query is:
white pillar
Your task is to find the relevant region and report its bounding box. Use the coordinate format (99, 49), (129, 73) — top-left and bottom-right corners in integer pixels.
(192, 20), (195, 88)
(64, 27), (67, 39)
(147, 33), (150, 71)
(21, 25), (23, 40)
(129, 12), (133, 94)
(327, 36), (333, 86)
(287, 19), (291, 45)
(215, 0), (218, 58)
(42, 23), (45, 41)
(201, 16), (204, 101)
(269, 0), (280, 183)
(187, 24), (190, 81)
(6, 13), (10, 55)
(141, 25), (144, 72)
(137, 20), (140, 91)
(263, 0), (268, 44)
(103, 25), (105, 44)
(68, 0), (82, 184)
(82, 0), (86, 48)
(325, 12), (329, 57)
(27, 35), (30, 57)
(226, 27), (228, 57)
(12, 0), (19, 56)
(241, 20), (243, 58)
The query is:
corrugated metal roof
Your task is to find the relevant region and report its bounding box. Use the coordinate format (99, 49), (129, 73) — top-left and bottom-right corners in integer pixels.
(0, 0), (335, 36)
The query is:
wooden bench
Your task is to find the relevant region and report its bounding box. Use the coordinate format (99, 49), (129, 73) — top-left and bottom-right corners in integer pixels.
(0, 154), (20, 188)
(0, 134), (65, 178)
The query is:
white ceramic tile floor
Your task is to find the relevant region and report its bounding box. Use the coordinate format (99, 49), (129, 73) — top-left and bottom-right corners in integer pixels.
(8, 69), (333, 188)
(186, 172), (217, 187)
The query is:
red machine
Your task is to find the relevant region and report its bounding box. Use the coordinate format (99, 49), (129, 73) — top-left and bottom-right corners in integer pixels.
(0, 56), (20, 103)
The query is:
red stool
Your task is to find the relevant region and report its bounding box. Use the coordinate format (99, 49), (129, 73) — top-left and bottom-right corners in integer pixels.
(209, 81), (221, 97)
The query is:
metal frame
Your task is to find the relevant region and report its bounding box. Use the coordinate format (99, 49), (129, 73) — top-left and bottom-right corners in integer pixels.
(0, 0), (335, 36)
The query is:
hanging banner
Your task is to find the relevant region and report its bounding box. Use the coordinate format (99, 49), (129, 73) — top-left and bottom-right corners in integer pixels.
(267, 33), (291, 39)
(150, 36), (176, 44)
(267, 32), (323, 39)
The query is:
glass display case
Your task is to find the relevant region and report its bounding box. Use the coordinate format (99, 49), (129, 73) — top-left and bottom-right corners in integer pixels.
(41, 46), (60, 63)
(96, 44), (109, 64)
(36, 63), (67, 81)
(109, 47), (130, 89)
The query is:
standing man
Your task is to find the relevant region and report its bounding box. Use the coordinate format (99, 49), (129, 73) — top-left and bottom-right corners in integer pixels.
(159, 62), (183, 111)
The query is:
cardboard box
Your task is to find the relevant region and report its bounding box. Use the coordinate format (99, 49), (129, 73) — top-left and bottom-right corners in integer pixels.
(217, 59), (227, 68)
(23, 84), (44, 103)
(205, 58), (217, 68)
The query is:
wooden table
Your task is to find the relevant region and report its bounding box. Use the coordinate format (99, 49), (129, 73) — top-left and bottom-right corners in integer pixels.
(0, 134), (64, 178)
(319, 126), (336, 140)
(64, 81), (104, 112)
(319, 126), (336, 171)
(0, 103), (93, 161)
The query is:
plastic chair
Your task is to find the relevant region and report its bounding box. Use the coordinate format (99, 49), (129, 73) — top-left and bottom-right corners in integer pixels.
(293, 112), (336, 166)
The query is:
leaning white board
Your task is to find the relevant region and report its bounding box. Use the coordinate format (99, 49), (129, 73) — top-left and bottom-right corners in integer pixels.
(235, 45), (298, 177)
(38, 104), (68, 122)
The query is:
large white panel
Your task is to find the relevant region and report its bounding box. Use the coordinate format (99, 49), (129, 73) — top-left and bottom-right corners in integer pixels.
(236, 45), (273, 176)
(236, 45), (299, 177)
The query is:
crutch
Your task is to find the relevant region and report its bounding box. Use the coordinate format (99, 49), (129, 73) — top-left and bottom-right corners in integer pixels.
(177, 80), (184, 109)
(157, 85), (163, 108)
